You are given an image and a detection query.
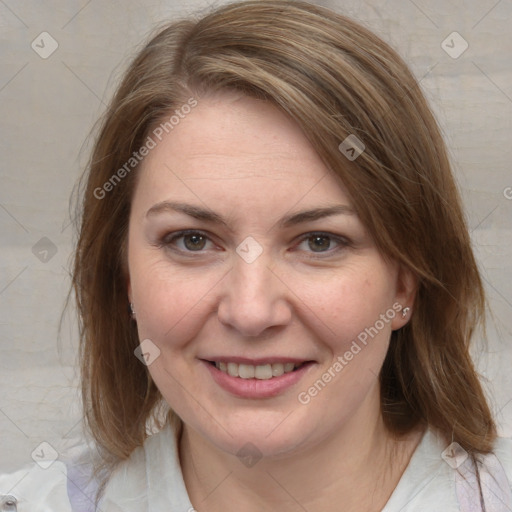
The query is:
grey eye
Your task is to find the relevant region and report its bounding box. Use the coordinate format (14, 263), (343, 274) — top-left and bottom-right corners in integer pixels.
(0, 495), (17, 512)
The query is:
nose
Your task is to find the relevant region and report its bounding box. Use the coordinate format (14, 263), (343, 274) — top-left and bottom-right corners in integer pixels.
(217, 253), (292, 337)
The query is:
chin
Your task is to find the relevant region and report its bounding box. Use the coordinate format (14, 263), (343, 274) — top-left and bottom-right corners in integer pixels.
(190, 412), (316, 461)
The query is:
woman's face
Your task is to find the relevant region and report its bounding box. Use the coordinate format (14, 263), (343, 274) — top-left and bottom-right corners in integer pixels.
(127, 90), (413, 458)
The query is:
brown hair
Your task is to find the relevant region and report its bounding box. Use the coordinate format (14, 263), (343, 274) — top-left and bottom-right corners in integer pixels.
(72, 0), (496, 482)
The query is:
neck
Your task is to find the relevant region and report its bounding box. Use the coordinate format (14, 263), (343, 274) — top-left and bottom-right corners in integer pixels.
(179, 401), (424, 512)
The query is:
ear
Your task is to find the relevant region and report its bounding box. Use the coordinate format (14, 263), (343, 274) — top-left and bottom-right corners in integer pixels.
(391, 264), (417, 331)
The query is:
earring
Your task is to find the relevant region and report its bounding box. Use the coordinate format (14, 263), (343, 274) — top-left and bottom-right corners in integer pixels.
(129, 303), (136, 319)
(401, 306), (410, 318)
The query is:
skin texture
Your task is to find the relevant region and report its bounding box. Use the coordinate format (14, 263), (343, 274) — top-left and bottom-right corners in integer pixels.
(127, 90), (421, 512)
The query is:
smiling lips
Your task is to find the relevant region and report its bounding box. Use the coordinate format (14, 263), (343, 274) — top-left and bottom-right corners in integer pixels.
(213, 361), (303, 380)
(203, 358), (315, 398)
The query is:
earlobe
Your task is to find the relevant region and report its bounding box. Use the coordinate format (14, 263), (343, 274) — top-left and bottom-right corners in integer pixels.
(126, 275), (135, 317)
(391, 265), (417, 331)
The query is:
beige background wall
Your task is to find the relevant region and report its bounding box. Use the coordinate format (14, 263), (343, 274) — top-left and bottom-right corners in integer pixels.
(0, 0), (511, 472)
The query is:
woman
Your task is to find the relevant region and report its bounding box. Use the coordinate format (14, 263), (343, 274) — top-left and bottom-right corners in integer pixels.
(3, 1), (511, 510)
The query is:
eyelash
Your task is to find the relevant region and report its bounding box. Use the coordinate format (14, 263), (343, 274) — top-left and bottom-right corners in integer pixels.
(159, 229), (350, 259)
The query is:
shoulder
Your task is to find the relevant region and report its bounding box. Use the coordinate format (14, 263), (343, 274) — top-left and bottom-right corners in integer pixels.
(492, 434), (512, 476)
(0, 438), (101, 512)
(99, 438), (149, 511)
(100, 422), (194, 511)
(99, 424), (172, 510)
(454, 435), (512, 512)
(0, 461), (73, 511)
(383, 427), (512, 511)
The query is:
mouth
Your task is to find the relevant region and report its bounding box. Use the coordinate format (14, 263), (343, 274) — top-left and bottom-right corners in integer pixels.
(200, 354), (318, 399)
(200, 358), (316, 399)
(204, 360), (309, 380)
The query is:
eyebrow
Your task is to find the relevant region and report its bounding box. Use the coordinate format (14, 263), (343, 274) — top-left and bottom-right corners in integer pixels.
(146, 200), (355, 229)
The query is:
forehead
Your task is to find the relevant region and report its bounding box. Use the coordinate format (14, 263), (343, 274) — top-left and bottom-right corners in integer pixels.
(133, 90), (351, 209)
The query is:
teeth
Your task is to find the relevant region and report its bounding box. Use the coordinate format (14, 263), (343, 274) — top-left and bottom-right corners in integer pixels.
(227, 362), (239, 377)
(272, 363), (284, 377)
(214, 361), (302, 380)
(255, 364), (272, 379)
(284, 362), (295, 372)
(238, 364), (255, 379)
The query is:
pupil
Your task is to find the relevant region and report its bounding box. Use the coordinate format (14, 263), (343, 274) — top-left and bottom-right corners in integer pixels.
(309, 235), (330, 252)
(185, 234), (206, 251)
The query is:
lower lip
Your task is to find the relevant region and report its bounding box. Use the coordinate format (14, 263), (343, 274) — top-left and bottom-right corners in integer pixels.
(201, 360), (315, 399)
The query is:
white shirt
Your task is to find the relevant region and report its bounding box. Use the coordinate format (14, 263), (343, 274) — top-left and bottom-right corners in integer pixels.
(1, 424), (511, 511)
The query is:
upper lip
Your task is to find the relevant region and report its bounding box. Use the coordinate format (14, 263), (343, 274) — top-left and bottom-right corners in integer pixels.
(201, 357), (313, 365)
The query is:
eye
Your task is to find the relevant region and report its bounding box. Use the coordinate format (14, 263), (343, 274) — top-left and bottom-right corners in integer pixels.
(158, 230), (349, 258)
(162, 230), (215, 253)
(295, 232), (348, 256)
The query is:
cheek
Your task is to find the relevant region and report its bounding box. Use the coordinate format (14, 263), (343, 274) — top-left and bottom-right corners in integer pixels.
(128, 243), (220, 346)
(312, 280), (395, 396)
(133, 272), (216, 346)
(301, 265), (395, 347)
